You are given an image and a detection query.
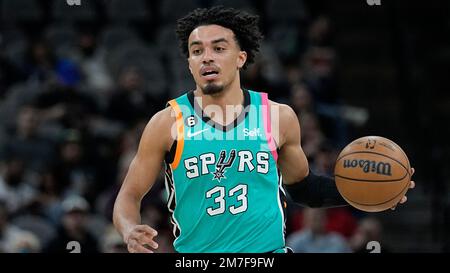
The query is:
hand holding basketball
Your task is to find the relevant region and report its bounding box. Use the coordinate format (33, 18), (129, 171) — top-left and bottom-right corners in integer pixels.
(334, 136), (415, 212)
(392, 167), (415, 210)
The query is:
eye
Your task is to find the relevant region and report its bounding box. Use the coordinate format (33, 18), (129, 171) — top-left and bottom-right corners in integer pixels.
(215, 47), (225, 52)
(192, 49), (202, 55)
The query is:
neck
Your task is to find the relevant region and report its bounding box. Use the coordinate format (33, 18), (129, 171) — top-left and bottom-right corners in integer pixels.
(194, 75), (244, 125)
(195, 73), (243, 105)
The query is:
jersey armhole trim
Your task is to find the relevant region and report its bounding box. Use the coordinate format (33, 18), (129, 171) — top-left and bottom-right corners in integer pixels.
(261, 92), (278, 162)
(165, 140), (177, 164)
(167, 99), (184, 169)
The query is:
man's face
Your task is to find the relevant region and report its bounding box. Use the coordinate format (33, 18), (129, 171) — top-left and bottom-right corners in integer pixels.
(187, 24), (247, 95)
(304, 208), (326, 234)
(63, 210), (86, 232)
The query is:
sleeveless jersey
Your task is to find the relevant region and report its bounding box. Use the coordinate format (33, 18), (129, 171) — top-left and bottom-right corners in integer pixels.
(164, 89), (287, 253)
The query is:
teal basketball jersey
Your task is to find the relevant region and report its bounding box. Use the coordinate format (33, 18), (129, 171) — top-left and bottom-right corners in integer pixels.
(164, 89), (287, 253)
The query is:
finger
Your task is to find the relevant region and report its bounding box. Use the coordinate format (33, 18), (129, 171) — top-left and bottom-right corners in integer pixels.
(136, 233), (159, 249)
(399, 195), (407, 204)
(125, 226), (155, 244)
(127, 230), (157, 248)
(411, 168), (415, 176)
(410, 181), (415, 189)
(391, 206), (396, 210)
(143, 241), (159, 250)
(130, 244), (153, 253)
(128, 239), (153, 253)
(135, 225), (158, 237)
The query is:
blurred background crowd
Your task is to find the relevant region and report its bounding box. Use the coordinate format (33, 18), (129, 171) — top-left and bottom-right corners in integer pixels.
(0, 0), (449, 253)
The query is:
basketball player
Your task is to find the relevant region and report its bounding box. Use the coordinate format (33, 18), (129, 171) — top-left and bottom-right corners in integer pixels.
(113, 7), (415, 253)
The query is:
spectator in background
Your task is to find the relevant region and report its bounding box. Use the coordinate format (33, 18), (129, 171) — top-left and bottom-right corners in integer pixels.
(309, 142), (357, 239)
(95, 123), (148, 220)
(77, 29), (113, 96)
(0, 201), (41, 253)
(307, 15), (333, 47)
(105, 65), (159, 127)
(0, 105), (56, 171)
(241, 54), (291, 102)
(0, 158), (37, 214)
(310, 141), (336, 175)
(23, 39), (81, 87)
(45, 195), (99, 253)
(301, 46), (337, 104)
(298, 112), (324, 158)
(34, 165), (66, 224)
(33, 84), (99, 132)
(101, 225), (127, 253)
(290, 82), (349, 148)
(350, 217), (390, 253)
(23, 39), (58, 84)
(287, 208), (352, 253)
(54, 130), (97, 200)
(290, 83), (314, 115)
(6, 231), (41, 253)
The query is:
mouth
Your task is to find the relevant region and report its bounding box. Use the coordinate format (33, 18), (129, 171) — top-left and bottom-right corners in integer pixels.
(200, 67), (219, 80)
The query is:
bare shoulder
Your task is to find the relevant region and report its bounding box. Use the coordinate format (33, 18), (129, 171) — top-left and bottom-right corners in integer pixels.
(268, 100), (300, 147)
(268, 100), (298, 126)
(150, 106), (176, 127)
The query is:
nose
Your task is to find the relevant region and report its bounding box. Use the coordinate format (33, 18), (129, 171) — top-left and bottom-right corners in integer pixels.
(202, 47), (214, 64)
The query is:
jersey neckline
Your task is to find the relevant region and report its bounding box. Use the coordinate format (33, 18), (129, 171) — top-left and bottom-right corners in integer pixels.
(187, 89), (251, 132)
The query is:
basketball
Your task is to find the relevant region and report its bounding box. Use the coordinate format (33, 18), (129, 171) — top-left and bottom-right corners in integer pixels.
(334, 136), (412, 212)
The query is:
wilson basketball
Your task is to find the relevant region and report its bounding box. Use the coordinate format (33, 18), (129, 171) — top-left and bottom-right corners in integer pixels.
(334, 136), (411, 212)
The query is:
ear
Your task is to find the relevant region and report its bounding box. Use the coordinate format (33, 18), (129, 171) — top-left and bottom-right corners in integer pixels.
(188, 58), (193, 74)
(237, 51), (247, 69)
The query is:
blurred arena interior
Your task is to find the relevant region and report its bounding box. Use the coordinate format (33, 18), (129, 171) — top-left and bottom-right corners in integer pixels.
(0, 0), (449, 253)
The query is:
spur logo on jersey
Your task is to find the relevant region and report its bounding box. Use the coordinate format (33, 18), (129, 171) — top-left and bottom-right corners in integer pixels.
(184, 149), (270, 181)
(212, 150), (236, 181)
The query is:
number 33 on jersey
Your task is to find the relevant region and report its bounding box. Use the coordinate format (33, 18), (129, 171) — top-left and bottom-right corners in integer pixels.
(164, 89), (287, 253)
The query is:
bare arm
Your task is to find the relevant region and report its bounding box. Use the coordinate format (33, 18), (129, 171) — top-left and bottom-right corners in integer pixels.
(271, 101), (309, 184)
(271, 100), (414, 209)
(272, 101), (346, 208)
(113, 107), (175, 253)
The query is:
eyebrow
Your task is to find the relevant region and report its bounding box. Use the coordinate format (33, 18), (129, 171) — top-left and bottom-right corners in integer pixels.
(189, 41), (202, 48)
(189, 38), (229, 48)
(212, 38), (229, 44)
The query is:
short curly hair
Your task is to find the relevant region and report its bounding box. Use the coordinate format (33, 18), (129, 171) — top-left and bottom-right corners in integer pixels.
(175, 6), (263, 70)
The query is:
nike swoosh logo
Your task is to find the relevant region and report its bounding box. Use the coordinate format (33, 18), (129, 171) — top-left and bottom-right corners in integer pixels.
(187, 128), (209, 138)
